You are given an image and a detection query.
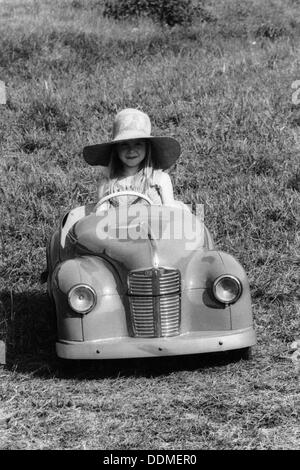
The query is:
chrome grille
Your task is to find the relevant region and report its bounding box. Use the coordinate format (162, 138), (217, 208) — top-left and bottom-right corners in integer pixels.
(128, 268), (181, 338)
(129, 297), (155, 337)
(160, 294), (181, 336)
(128, 273), (153, 296)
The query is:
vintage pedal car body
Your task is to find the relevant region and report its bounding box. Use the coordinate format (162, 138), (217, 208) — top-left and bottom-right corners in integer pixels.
(47, 191), (256, 360)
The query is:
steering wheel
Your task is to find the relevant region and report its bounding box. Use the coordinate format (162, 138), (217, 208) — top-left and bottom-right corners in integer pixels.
(95, 190), (154, 212)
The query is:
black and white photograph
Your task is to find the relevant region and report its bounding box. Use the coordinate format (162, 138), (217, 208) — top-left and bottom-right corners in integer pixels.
(0, 0), (299, 452)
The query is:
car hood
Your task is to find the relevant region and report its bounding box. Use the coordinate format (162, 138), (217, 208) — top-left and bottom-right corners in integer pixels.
(73, 205), (205, 271)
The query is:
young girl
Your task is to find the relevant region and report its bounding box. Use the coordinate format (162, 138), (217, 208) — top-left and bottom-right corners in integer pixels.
(83, 108), (181, 210)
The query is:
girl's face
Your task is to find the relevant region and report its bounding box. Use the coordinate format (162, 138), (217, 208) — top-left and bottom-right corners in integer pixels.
(116, 139), (147, 175)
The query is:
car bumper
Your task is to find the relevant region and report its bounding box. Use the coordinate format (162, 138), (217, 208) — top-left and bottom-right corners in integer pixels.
(56, 327), (256, 360)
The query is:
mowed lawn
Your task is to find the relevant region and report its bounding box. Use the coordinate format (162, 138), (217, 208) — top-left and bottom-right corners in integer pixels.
(0, 0), (299, 450)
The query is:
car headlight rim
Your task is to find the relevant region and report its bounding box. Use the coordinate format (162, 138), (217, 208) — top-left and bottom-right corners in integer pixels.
(67, 284), (97, 314)
(212, 274), (242, 305)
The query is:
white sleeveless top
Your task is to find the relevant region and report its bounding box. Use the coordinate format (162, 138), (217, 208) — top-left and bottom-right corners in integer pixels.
(97, 168), (164, 206)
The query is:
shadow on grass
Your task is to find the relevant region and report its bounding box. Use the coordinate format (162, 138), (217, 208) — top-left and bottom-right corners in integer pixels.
(56, 351), (247, 380)
(0, 290), (249, 380)
(0, 289), (57, 373)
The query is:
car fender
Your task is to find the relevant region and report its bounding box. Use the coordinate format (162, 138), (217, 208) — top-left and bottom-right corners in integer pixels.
(183, 250), (253, 330)
(51, 256), (127, 341)
(53, 256), (124, 295)
(183, 250), (247, 289)
(217, 251), (253, 330)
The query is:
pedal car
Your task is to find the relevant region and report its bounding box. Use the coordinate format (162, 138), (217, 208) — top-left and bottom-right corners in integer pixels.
(46, 191), (256, 360)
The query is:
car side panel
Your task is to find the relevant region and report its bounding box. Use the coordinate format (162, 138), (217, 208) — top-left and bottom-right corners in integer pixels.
(48, 230), (60, 274)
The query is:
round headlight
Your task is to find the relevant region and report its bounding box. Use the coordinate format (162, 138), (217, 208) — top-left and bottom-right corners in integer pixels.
(68, 285), (96, 314)
(213, 275), (242, 305)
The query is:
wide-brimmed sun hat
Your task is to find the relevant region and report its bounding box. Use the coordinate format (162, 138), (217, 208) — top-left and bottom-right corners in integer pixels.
(83, 108), (181, 169)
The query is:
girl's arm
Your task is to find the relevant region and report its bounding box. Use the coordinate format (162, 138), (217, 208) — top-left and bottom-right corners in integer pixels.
(94, 169), (110, 212)
(159, 172), (176, 206)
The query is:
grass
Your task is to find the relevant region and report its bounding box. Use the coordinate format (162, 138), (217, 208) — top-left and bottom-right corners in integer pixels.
(0, 0), (300, 450)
